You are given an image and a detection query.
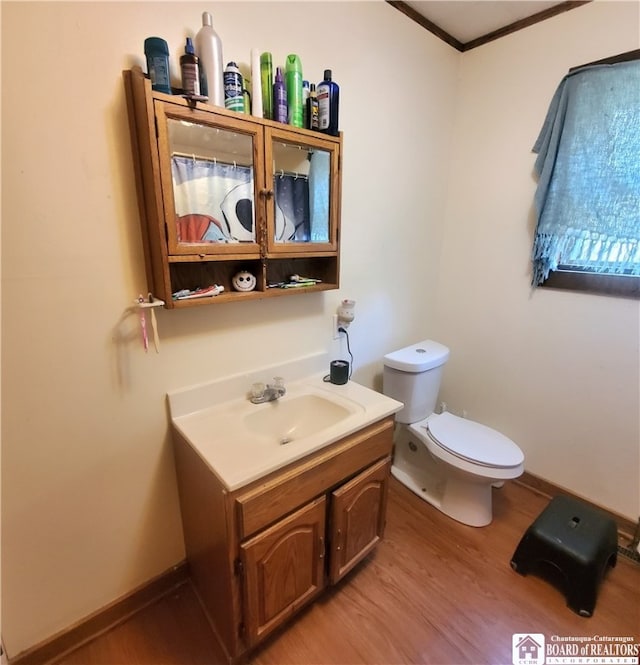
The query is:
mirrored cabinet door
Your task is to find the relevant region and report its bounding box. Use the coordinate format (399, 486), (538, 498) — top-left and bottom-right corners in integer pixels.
(155, 103), (264, 255)
(264, 128), (340, 256)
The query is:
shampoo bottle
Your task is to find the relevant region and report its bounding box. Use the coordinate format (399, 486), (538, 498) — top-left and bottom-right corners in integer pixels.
(273, 66), (287, 123)
(224, 61), (244, 112)
(195, 12), (224, 106)
(285, 54), (303, 127)
(180, 37), (201, 97)
(317, 69), (340, 136)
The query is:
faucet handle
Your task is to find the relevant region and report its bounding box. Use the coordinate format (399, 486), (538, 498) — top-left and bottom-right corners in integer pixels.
(251, 382), (266, 399)
(272, 376), (285, 390)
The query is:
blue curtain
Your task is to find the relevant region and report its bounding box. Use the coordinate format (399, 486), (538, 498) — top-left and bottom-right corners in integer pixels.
(274, 174), (310, 241)
(309, 151), (330, 242)
(531, 60), (640, 285)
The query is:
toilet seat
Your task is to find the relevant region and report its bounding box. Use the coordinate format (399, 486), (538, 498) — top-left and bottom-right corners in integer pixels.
(422, 412), (524, 469)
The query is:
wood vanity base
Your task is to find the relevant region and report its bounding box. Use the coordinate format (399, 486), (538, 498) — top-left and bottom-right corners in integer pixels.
(172, 417), (394, 663)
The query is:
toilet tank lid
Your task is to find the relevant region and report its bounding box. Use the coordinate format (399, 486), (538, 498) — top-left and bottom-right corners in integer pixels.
(384, 340), (450, 372)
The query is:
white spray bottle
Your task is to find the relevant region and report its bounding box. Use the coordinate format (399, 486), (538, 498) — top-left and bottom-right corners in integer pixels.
(195, 12), (224, 107)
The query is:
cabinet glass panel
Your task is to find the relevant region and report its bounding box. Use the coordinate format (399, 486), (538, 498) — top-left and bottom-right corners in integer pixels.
(272, 141), (331, 244)
(167, 118), (256, 246)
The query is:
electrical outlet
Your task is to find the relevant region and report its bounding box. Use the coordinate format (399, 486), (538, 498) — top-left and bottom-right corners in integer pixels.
(332, 314), (340, 340)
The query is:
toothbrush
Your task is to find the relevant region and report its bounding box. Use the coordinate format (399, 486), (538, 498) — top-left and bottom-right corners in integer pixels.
(137, 295), (148, 352)
(290, 274), (321, 283)
(148, 293), (160, 353)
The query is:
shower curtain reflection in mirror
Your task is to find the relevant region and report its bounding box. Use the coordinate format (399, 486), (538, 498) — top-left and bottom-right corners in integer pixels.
(171, 149), (329, 245)
(273, 150), (330, 243)
(171, 155), (255, 243)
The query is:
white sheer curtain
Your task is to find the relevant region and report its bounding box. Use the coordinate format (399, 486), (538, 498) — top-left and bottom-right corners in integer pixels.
(171, 156), (255, 242)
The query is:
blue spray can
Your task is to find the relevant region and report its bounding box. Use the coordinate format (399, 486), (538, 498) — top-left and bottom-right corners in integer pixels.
(144, 37), (172, 94)
(224, 61), (244, 112)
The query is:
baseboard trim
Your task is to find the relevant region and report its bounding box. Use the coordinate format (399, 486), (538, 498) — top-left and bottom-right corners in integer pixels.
(516, 471), (637, 539)
(7, 476), (636, 663)
(9, 561), (189, 665)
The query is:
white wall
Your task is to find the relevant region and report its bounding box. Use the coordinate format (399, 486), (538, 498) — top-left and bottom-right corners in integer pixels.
(1, 1), (458, 657)
(435, 1), (640, 520)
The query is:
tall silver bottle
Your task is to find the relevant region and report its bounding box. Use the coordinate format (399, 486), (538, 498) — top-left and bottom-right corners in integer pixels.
(195, 11), (224, 106)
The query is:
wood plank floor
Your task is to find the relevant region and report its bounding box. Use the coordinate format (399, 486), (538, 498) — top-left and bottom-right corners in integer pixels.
(54, 478), (640, 665)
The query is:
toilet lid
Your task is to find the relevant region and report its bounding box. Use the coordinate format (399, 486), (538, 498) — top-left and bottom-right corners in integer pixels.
(426, 412), (524, 468)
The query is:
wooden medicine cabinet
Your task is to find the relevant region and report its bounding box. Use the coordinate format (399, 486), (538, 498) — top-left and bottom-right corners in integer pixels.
(123, 67), (342, 308)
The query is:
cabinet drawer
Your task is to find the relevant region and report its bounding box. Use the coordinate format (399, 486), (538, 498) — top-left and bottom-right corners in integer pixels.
(235, 417), (394, 539)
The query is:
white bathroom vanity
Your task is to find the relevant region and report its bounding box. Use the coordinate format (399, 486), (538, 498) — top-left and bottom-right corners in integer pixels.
(168, 354), (402, 662)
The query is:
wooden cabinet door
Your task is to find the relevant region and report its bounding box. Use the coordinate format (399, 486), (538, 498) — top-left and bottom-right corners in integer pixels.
(263, 126), (341, 256)
(155, 100), (264, 257)
(240, 496), (326, 646)
(329, 458), (390, 584)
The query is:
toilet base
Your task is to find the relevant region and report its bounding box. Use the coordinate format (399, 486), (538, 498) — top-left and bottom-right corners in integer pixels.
(391, 423), (520, 528)
(391, 463), (493, 527)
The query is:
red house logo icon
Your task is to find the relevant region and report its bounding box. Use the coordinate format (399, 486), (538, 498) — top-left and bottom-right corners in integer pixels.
(512, 633), (545, 665)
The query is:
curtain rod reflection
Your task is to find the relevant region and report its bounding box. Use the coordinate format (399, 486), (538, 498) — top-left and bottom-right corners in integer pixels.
(276, 169), (308, 181)
(172, 151), (252, 169)
(172, 152), (309, 180)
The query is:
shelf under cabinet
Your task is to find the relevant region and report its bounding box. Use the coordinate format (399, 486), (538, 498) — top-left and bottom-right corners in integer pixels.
(167, 255), (338, 308)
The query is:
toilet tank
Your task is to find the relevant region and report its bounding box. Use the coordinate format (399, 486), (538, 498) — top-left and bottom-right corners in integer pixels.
(383, 340), (450, 424)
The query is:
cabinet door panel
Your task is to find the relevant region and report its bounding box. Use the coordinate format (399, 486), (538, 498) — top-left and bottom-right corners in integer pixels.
(155, 101), (263, 256)
(264, 127), (340, 256)
(241, 496), (326, 646)
(329, 458), (390, 584)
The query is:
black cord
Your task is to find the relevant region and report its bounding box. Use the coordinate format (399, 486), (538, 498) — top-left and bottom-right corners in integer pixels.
(323, 327), (354, 382)
(338, 327), (354, 378)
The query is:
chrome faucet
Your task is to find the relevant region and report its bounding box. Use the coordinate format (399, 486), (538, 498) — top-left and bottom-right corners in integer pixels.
(250, 377), (286, 404)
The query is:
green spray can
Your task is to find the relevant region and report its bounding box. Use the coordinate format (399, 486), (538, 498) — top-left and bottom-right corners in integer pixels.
(260, 52), (273, 120)
(285, 54), (303, 127)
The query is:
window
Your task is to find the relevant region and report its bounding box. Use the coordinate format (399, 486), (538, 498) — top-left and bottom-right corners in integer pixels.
(531, 50), (640, 298)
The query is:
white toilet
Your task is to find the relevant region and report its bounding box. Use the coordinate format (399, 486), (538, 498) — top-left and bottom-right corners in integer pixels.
(383, 340), (524, 527)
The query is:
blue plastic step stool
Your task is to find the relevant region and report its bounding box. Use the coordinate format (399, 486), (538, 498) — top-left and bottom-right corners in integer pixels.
(510, 495), (617, 617)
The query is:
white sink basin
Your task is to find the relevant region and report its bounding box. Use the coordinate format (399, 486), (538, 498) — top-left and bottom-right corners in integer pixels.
(168, 354), (404, 490)
(243, 393), (356, 444)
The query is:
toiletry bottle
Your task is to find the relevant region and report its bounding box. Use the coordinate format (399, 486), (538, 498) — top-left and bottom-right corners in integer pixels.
(250, 48), (263, 118)
(144, 37), (172, 94)
(307, 83), (319, 130)
(195, 11), (224, 106)
(273, 66), (287, 123)
(260, 52), (273, 119)
(317, 69), (340, 136)
(285, 54), (304, 127)
(180, 37), (201, 97)
(243, 82), (251, 114)
(224, 61), (244, 112)
(302, 80), (310, 128)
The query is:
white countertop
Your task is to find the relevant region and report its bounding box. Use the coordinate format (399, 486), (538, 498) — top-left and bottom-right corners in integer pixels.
(168, 355), (403, 491)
